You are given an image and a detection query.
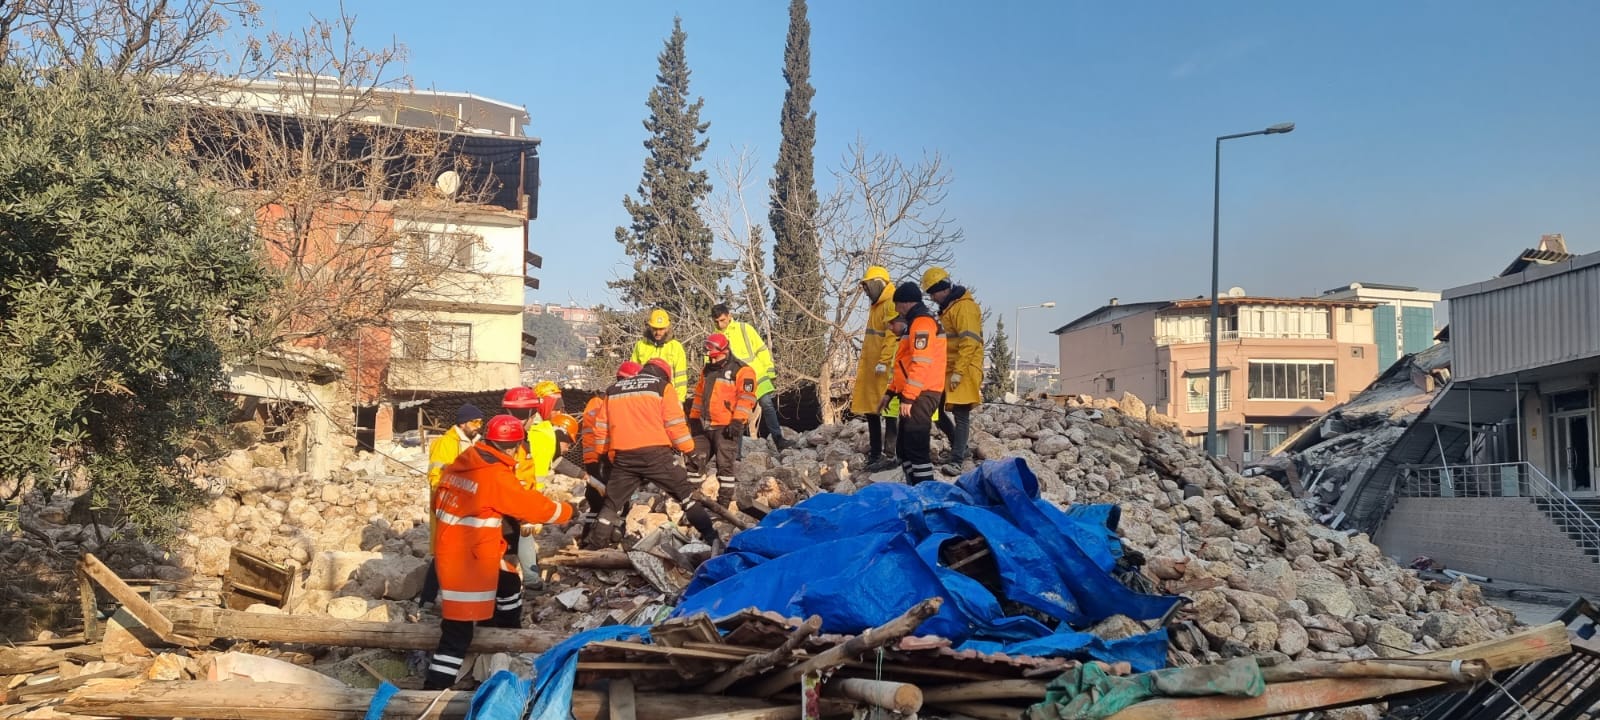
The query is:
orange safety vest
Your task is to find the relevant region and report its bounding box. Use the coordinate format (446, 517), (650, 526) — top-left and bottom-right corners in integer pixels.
(889, 307), (948, 402)
(579, 396), (604, 465)
(689, 358), (757, 427)
(593, 373), (695, 458)
(433, 443), (573, 621)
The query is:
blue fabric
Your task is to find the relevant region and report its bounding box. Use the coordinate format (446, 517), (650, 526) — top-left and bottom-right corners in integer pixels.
(673, 457), (1181, 672)
(363, 681), (400, 720)
(527, 625), (650, 720)
(467, 671), (530, 720)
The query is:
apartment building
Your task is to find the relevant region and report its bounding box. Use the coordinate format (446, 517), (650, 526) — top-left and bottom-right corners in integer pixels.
(1053, 289), (1380, 466)
(1320, 283), (1441, 370)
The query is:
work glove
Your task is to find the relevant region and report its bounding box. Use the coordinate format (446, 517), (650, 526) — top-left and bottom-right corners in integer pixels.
(573, 511), (598, 526)
(949, 373), (964, 390)
(874, 363), (887, 375)
(724, 421), (745, 440)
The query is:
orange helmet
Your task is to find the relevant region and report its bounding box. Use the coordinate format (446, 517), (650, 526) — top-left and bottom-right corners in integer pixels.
(502, 386), (538, 410)
(549, 412), (579, 444)
(485, 414), (525, 443)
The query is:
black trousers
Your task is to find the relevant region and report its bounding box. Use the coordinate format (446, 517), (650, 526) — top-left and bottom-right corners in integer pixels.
(424, 568), (522, 690)
(935, 402), (975, 462)
(898, 392), (942, 485)
(703, 426), (741, 478)
(585, 446), (717, 548)
(866, 414), (898, 458)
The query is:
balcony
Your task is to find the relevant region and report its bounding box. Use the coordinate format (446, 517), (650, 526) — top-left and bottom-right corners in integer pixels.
(388, 358), (519, 393)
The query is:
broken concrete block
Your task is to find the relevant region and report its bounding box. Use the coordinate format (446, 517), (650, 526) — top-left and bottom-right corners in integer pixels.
(326, 596), (370, 620)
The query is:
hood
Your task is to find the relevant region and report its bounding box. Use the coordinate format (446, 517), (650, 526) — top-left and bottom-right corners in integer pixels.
(938, 286), (972, 312)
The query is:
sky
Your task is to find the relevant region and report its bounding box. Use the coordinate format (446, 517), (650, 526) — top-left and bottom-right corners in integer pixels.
(265, 0), (1600, 364)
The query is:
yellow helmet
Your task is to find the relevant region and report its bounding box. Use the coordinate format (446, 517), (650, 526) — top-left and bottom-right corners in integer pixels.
(920, 267), (950, 292)
(647, 308), (671, 330)
(532, 380), (562, 398)
(862, 265), (891, 284)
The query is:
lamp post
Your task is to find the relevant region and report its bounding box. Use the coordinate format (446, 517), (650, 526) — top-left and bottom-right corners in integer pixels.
(1207, 122), (1294, 458)
(1014, 302), (1056, 394)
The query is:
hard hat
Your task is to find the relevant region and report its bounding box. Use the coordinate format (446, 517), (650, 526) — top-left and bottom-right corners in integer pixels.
(549, 413), (579, 443)
(920, 267), (950, 292)
(533, 381), (562, 398)
(616, 360), (643, 379)
(705, 333), (730, 356)
(646, 358), (673, 377)
(862, 266), (891, 284)
(502, 386), (538, 409)
(485, 414), (525, 443)
(647, 309), (671, 330)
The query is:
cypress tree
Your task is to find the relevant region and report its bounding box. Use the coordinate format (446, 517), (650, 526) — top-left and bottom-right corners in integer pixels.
(985, 317), (1017, 402)
(611, 17), (728, 327)
(768, 0), (824, 372)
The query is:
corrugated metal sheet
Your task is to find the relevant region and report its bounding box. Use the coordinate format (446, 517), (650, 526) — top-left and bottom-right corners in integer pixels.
(1451, 258), (1600, 381)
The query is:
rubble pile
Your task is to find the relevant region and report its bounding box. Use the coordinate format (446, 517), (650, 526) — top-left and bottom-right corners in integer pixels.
(749, 393), (1515, 673)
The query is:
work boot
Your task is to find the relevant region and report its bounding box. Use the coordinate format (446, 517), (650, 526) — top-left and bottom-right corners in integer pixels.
(865, 455), (899, 473)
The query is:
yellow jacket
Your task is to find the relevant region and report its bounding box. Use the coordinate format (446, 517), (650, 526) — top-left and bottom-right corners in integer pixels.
(514, 421), (557, 491)
(938, 288), (985, 406)
(723, 320), (776, 399)
(850, 284), (899, 414)
(630, 336), (690, 401)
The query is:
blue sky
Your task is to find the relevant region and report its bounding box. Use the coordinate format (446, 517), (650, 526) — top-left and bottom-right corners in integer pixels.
(266, 1), (1600, 363)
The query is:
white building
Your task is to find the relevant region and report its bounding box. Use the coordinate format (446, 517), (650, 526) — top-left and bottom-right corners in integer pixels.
(1320, 282), (1442, 371)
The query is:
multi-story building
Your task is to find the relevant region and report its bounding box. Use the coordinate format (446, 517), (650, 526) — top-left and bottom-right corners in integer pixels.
(1320, 283), (1441, 370)
(1053, 290), (1380, 466)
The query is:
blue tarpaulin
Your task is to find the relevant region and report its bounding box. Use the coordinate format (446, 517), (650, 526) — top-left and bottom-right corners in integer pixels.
(674, 458), (1180, 672)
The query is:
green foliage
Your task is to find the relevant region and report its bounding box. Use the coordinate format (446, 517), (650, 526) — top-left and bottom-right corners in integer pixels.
(0, 66), (273, 539)
(984, 316), (1016, 402)
(611, 17), (731, 326)
(522, 311), (588, 370)
(768, 0), (826, 380)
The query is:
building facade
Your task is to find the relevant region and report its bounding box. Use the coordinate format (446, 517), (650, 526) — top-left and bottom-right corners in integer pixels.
(1320, 283), (1441, 371)
(1054, 293), (1380, 466)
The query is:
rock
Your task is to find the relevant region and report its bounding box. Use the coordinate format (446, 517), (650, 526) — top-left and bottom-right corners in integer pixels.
(1221, 589), (1281, 623)
(250, 444), (286, 468)
(1087, 615), (1145, 641)
(1421, 611), (1492, 648)
(305, 551), (383, 593)
(1244, 621), (1280, 653)
(354, 554), (429, 601)
(194, 537), (233, 576)
(147, 653), (197, 681)
(1276, 620), (1309, 656)
(359, 603), (394, 623)
(1233, 559), (1297, 602)
(1369, 623), (1414, 658)
(1033, 434), (1075, 458)
(1297, 572), (1357, 619)
(327, 596), (370, 620)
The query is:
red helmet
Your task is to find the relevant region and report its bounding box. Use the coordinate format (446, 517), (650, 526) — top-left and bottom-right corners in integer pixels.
(485, 414), (525, 443)
(502, 386), (538, 409)
(616, 361), (643, 379)
(705, 333), (730, 357)
(646, 358), (673, 377)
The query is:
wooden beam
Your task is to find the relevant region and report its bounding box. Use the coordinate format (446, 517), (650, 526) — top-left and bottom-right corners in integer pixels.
(608, 678), (636, 720)
(921, 680), (1049, 704)
(81, 554), (196, 646)
(1104, 622), (1571, 720)
(826, 679), (922, 714)
(692, 492), (755, 530)
(61, 680), (792, 720)
(1258, 658), (1490, 684)
(700, 616), (822, 694)
(160, 604), (564, 653)
(748, 598), (943, 698)
(544, 549), (635, 569)
(1, 667), (137, 704)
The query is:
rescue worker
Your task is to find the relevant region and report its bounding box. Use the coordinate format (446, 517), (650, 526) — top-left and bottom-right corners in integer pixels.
(419, 403), (484, 606)
(580, 362), (643, 511)
(850, 266), (900, 472)
(880, 282), (946, 486)
(500, 382), (563, 588)
(630, 308), (690, 402)
(587, 358), (719, 549)
(710, 303), (787, 450)
(922, 267), (984, 476)
(688, 333), (758, 498)
(425, 414), (575, 690)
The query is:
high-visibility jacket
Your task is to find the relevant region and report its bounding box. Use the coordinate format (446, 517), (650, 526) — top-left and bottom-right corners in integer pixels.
(938, 287), (985, 406)
(722, 320), (776, 399)
(434, 443), (573, 621)
(579, 396), (604, 465)
(850, 284), (898, 414)
(888, 304), (947, 402)
(426, 426), (474, 551)
(594, 373), (695, 457)
(630, 336), (690, 401)
(690, 358), (757, 427)
(510, 420), (556, 491)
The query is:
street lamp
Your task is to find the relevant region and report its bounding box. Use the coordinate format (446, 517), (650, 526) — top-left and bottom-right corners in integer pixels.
(1014, 302), (1056, 394)
(1207, 122), (1294, 459)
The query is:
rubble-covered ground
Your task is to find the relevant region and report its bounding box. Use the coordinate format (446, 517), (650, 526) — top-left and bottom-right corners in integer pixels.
(3, 393), (1517, 712)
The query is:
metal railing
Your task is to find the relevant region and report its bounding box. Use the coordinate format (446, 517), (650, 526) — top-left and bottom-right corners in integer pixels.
(1399, 462), (1600, 554)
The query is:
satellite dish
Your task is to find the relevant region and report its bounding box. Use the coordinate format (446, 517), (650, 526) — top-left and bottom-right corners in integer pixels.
(1188, 377), (1208, 393)
(1227, 286), (1246, 298)
(435, 170), (462, 197)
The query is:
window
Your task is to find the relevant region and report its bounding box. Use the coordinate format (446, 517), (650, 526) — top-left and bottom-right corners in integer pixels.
(1262, 424), (1290, 449)
(1185, 372), (1231, 412)
(1111, 322), (1123, 335)
(1105, 377), (1116, 393)
(397, 231), (477, 270)
(1343, 307), (1354, 323)
(1248, 361), (1335, 400)
(1237, 306), (1332, 339)
(1242, 430), (1254, 463)
(394, 322), (472, 361)
(1158, 370), (1170, 401)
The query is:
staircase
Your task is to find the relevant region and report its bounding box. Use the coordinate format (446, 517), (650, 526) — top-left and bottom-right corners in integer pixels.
(1406, 462), (1600, 563)
(1536, 496), (1600, 560)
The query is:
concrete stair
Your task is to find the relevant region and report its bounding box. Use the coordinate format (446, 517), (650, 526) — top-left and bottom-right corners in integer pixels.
(1532, 497), (1600, 560)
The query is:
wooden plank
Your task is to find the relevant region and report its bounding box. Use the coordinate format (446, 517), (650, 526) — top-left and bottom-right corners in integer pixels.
(61, 680), (791, 720)
(608, 678), (636, 720)
(585, 641), (749, 662)
(749, 598), (943, 697)
(577, 662), (678, 672)
(544, 549), (634, 569)
(1258, 658), (1490, 684)
(161, 604), (564, 653)
(1, 667), (137, 704)
(1105, 622), (1571, 720)
(922, 679), (1049, 704)
(700, 615), (821, 694)
(77, 569), (101, 644)
(826, 679), (922, 713)
(80, 554), (195, 646)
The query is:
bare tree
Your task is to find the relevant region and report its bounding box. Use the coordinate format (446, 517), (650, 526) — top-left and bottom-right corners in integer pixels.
(1, 0), (267, 85)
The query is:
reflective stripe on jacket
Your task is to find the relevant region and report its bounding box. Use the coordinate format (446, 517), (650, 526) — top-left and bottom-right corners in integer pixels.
(850, 285), (898, 414)
(427, 426), (472, 490)
(579, 396), (603, 465)
(434, 443), (573, 621)
(593, 373), (695, 457)
(889, 305), (947, 402)
(690, 358), (757, 427)
(722, 320), (776, 398)
(938, 288), (985, 406)
(630, 337), (690, 401)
